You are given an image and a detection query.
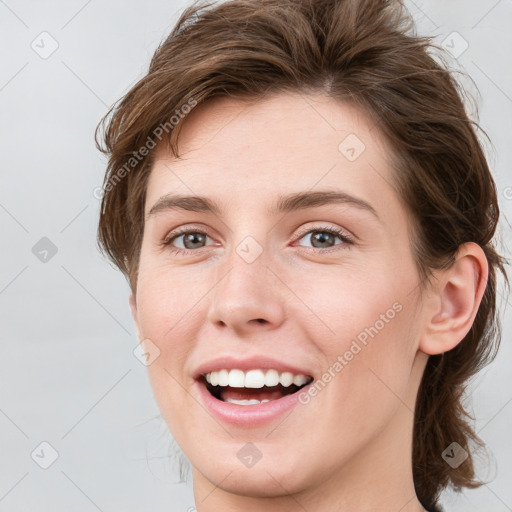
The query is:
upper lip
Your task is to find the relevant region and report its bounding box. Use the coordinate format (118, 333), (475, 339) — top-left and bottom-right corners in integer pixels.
(193, 355), (314, 380)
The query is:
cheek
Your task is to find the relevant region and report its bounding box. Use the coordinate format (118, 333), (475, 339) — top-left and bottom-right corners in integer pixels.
(136, 257), (207, 334)
(136, 287), (198, 440)
(303, 265), (408, 352)
(334, 297), (419, 424)
(306, 305), (417, 458)
(312, 263), (419, 405)
(134, 262), (213, 406)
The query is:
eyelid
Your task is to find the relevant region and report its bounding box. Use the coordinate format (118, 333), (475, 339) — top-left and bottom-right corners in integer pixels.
(162, 223), (214, 245)
(293, 223), (354, 243)
(162, 222), (355, 254)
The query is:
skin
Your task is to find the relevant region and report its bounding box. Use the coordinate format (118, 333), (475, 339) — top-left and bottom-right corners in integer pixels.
(129, 92), (488, 512)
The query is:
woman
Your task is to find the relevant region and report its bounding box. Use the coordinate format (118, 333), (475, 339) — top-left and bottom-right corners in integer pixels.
(95, 0), (509, 510)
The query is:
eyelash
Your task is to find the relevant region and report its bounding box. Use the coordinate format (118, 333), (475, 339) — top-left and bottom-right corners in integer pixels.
(161, 225), (354, 256)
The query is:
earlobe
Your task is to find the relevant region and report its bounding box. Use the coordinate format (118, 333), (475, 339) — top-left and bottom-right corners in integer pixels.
(419, 242), (488, 356)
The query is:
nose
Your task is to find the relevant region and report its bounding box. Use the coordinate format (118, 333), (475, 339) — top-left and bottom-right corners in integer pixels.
(206, 243), (287, 336)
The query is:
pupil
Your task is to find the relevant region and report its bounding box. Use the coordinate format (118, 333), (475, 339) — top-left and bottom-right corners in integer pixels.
(313, 232), (333, 248)
(185, 233), (205, 249)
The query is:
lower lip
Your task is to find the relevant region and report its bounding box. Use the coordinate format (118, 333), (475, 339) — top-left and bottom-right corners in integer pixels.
(194, 379), (311, 428)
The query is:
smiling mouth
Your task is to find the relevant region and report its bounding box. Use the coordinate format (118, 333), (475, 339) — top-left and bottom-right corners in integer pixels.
(200, 369), (314, 405)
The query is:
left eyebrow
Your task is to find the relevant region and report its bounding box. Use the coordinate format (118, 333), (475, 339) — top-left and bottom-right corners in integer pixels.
(147, 190), (381, 222)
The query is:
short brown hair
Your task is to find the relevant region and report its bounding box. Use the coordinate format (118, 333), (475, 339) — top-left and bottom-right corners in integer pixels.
(95, 0), (509, 509)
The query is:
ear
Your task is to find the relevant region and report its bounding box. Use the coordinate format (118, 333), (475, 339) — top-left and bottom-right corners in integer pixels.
(129, 293), (142, 342)
(419, 242), (489, 355)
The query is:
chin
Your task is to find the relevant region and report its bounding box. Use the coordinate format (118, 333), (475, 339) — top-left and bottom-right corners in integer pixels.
(196, 461), (309, 498)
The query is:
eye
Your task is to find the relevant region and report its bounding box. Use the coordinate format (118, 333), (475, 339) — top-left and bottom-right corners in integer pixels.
(295, 226), (353, 251)
(162, 228), (215, 255)
(162, 225), (353, 256)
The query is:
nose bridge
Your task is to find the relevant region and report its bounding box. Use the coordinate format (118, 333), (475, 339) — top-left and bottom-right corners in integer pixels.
(207, 232), (286, 330)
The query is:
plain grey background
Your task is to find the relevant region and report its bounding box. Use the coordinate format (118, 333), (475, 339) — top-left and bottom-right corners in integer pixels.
(0, 1), (510, 511)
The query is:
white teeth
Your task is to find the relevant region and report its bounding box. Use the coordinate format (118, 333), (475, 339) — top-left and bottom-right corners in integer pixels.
(218, 369), (230, 386)
(293, 374), (309, 386)
(228, 369), (245, 388)
(225, 398), (270, 405)
(279, 372), (294, 387)
(204, 368), (311, 388)
(265, 369), (280, 387)
(244, 369), (266, 388)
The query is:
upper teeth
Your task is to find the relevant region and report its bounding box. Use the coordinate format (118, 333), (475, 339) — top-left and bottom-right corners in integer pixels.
(204, 369), (311, 388)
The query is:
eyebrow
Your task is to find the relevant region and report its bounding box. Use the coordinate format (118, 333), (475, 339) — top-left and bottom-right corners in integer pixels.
(147, 190), (380, 221)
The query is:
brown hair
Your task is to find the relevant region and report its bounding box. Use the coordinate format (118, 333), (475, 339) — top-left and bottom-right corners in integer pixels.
(95, 0), (509, 509)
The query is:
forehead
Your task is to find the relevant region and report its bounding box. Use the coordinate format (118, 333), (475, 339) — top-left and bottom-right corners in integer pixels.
(147, 92), (400, 220)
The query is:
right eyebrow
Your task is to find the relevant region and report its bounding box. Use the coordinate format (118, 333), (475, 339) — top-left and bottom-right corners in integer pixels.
(147, 194), (222, 219)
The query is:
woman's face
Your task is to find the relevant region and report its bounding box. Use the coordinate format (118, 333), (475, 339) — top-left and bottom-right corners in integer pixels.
(131, 92), (429, 500)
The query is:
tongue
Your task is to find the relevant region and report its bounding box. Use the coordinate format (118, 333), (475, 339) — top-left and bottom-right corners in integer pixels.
(220, 385), (289, 402)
